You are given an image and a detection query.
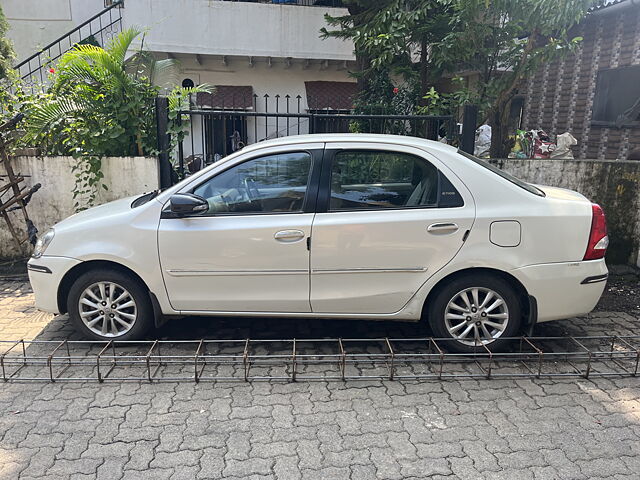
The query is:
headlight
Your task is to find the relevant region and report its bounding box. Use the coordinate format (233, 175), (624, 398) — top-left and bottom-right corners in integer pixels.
(32, 228), (55, 258)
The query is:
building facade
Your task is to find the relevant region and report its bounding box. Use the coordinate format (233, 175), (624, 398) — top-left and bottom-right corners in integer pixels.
(4, 0), (357, 159)
(522, 0), (640, 160)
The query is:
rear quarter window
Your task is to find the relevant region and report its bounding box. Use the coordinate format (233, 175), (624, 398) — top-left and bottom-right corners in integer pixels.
(457, 150), (545, 197)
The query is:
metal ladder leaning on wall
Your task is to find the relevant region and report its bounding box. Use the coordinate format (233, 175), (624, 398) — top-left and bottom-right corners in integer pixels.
(0, 114), (41, 254)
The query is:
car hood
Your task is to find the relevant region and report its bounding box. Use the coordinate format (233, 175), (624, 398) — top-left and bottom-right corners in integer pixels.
(53, 195), (138, 233)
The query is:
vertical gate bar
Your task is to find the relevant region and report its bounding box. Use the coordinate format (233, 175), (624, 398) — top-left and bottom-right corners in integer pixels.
(201, 114), (206, 165)
(297, 96), (302, 135)
(286, 95), (290, 136)
(189, 115), (195, 172)
(243, 339), (250, 382)
(291, 338), (297, 382)
(338, 338), (346, 381)
(156, 97), (172, 187)
(264, 95), (269, 140)
(253, 94), (258, 143)
(275, 95), (280, 138)
(194, 339), (203, 383)
(385, 338), (395, 381)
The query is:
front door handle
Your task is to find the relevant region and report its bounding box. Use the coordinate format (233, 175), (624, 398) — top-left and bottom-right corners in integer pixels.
(274, 230), (305, 242)
(427, 223), (459, 234)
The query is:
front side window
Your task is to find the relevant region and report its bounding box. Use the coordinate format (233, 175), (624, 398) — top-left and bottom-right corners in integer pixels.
(330, 150), (439, 210)
(193, 152), (312, 214)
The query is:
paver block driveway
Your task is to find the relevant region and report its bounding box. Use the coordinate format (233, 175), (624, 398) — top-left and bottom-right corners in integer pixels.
(1, 278), (640, 480)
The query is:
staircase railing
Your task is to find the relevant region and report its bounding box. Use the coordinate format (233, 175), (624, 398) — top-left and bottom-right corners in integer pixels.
(14, 0), (124, 88)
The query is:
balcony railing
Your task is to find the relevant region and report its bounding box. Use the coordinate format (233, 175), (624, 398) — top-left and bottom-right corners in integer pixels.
(14, 1), (124, 87)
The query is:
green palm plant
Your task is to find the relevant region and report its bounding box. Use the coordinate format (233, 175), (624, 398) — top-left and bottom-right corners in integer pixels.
(25, 26), (211, 210)
(27, 27), (211, 156)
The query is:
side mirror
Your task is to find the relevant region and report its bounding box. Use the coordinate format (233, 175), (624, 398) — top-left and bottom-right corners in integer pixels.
(169, 193), (208, 216)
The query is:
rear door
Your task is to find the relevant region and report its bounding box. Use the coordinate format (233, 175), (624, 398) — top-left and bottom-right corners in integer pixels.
(310, 142), (475, 314)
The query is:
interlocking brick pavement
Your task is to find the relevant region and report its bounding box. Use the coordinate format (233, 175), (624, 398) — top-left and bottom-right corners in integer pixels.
(1, 277), (640, 479)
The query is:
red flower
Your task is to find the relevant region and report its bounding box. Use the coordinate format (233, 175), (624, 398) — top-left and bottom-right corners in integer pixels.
(48, 68), (55, 74)
(393, 87), (399, 94)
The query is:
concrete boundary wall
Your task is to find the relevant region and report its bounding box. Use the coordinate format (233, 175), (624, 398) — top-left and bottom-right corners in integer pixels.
(2, 155), (638, 267)
(490, 158), (640, 267)
(1, 156), (160, 259)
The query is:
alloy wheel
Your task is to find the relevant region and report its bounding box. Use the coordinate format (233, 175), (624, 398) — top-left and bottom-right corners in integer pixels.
(444, 287), (509, 346)
(78, 281), (138, 337)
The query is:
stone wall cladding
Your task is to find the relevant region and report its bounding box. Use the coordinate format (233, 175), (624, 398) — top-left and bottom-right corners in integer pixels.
(524, 7), (640, 160)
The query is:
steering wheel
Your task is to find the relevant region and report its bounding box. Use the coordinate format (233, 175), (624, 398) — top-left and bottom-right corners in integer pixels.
(242, 177), (260, 201)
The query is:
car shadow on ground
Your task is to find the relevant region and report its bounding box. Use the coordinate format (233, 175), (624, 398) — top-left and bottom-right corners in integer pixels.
(35, 311), (575, 343)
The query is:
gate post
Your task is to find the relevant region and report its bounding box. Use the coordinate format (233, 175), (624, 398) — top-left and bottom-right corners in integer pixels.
(155, 96), (173, 188)
(460, 105), (478, 155)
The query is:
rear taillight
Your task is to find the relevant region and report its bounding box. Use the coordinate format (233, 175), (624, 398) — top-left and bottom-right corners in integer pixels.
(583, 204), (608, 260)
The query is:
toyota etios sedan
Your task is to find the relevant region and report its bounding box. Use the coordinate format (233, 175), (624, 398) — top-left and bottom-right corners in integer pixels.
(28, 134), (608, 352)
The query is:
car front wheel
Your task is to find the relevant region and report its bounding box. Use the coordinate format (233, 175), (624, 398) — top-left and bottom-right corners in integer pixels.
(67, 269), (153, 341)
(428, 274), (522, 353)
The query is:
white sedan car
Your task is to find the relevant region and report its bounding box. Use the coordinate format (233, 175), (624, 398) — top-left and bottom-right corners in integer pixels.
(27, 134), (609, 352)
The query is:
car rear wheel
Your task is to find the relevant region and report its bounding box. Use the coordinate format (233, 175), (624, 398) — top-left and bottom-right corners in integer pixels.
(428, 274), (522, 353)
(67, 269), (153, 341)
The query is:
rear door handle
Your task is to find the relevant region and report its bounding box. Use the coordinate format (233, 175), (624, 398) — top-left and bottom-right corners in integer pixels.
(274, 230), (305, 242)
(427, 223), (459, 234)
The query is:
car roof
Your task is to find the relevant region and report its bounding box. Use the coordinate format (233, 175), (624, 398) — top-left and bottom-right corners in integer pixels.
(238, 133), (459, 156)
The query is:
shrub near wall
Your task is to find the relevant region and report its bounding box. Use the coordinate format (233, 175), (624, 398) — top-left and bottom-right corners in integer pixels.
(490, 158), (640, 267)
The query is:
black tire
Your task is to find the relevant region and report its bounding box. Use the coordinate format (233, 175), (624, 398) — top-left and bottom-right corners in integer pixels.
(67, 268), (154, 341)
(427, 273), (522, 353)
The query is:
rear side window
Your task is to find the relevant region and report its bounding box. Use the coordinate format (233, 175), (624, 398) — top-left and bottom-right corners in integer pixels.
(329, 150), (463, 210)
(458, 150), (545, 197)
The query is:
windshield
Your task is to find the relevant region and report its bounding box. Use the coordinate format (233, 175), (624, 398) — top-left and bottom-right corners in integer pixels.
(457, 150), (545, 197)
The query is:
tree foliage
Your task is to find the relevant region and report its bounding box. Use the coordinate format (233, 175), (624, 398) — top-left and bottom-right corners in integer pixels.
(22, 27), (211, 210)
(322, 0), (458, 114)
(323, 0), (596, 156)
(0, 5), (15, 82)
(441, 0), (595, 157)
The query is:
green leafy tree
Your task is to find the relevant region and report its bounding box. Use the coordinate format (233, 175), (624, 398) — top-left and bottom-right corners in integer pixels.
(0, 5), (15, 82)
(322, 0), (460, 114)
(323, 0), (595, 156)
(438, 0), (595, 157)
(323, 0), (455, 99)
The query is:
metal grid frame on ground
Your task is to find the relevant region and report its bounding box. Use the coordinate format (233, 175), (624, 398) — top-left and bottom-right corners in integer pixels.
(1, 335), (639, 383)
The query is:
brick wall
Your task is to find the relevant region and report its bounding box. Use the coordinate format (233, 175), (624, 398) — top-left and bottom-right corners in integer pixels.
(522, 6), (640, 160)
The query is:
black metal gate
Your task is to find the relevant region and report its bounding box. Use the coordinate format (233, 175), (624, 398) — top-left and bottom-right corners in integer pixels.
(158, 95), (462, 183)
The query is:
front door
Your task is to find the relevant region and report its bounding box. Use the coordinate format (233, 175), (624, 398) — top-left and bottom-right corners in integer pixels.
(310, 144), (475, 314)
(158, 149), (321, 312)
